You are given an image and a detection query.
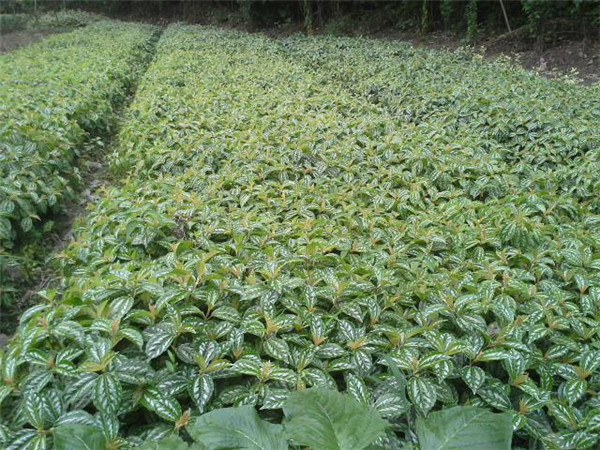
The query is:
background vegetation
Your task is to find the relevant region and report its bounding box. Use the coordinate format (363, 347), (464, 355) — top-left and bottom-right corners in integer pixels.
(1, 0), (599, 43)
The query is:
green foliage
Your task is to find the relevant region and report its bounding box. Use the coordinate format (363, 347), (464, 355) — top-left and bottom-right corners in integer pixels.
(0, 21), (156, 247)
(302, 0), (313, 33)
(416, 406), (513, 450)
(0, 21), (157, 315)
(139, 435), (202, 450)
(420, 0), (429, 34)
(173, 388), (385, 449)
(323, 14), (353, 37)
(0, 10), (101, 34)
(141, 393), (509, 450)
(465, 0), (477, 43)
(0, 13), (28, 33)
(283, 388), (387, 449)
(1, 24), (600, 450)
(439, 0), (453, 31)
(188, 406), (287, 449)
(54, 424), (107, 450)
(280, 34), (600, 448)
(30, 10), (103, 29)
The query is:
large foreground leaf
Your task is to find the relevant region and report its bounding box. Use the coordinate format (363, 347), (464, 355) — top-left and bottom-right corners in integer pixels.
(415, 406), (513, 450)
(53, 425), (106, 450)
(283, 388), (387, 450)
(187, 406), (287, 450)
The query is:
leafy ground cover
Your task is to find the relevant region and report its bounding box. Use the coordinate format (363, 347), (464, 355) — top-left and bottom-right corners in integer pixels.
(1, 24), (600, 449)
(0, 21), (158, 323)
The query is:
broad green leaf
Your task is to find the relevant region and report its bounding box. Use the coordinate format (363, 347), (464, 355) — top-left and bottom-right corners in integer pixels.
(283, 388), (387, 450)
(187, 406), (287, 450)
(415, 406), (513, 450)
(53, 425), (106, 450)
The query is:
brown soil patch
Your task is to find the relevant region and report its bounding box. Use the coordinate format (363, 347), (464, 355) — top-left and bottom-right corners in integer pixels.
(365, 29), (599, 85)
(487, 38), (599, 85)
(0, 29), (59, 52)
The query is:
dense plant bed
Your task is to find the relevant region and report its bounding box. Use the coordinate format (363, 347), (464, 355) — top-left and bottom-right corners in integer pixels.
(277, 36), (600, 448)
(1, 25), (600, 449)
(0, 21), (158, 313)
(0, 20), (156, 247)
(279, 36), (600, 208)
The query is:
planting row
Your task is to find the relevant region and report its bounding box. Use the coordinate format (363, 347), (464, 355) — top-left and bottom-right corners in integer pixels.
(5, 25), (413, 448)
(0, 20), (156, 247)
(0, 21), (157, 317)
(1, 26), (600, 449)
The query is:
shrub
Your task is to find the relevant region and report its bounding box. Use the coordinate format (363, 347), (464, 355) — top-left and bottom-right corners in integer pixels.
(0, 13), (28, 33)
(30, 10), (103, 30)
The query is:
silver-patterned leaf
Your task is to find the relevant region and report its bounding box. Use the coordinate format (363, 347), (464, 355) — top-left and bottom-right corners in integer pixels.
(346, 373), (370, 404)
(93, 373), (122, 415)
(269, 367), (297, 384)
(109, 296), (135, 319)
(478, 385), (511, 411)
(261, 388), (289, 410)
(264, 338), (291, 363)
(408, 377), (436, 415)
(191, 374), (214, 413)
(145, 324), (176, 359)
(461, 366), (486, 394)
(55, 410), (99, 428)
(212, 306), (241, 323)
(373, 392), (408, 418)
(315, 343), (345, 359)
(561, 378), (587, 405)
(142, 386), (182, 423)
(232, 356), (262, 377)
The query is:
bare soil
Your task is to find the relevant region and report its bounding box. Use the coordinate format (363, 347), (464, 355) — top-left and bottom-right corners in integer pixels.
(263, 21), (599, 85)
(0, 29), (60, 52)
(395, 30), (600, 85)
